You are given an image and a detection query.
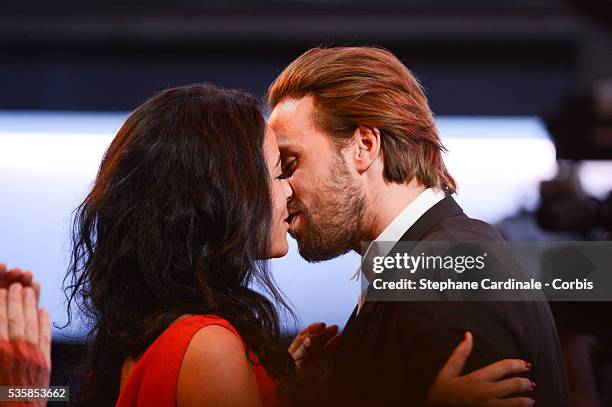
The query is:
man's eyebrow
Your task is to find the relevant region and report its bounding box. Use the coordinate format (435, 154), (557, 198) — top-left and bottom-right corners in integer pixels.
(276, 134), (292, 149)
(277, 136), (303, 154)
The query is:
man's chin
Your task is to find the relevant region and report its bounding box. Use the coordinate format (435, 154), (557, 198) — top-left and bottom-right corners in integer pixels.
(289, 221), (353, 262)
(295, 239), (350, 263)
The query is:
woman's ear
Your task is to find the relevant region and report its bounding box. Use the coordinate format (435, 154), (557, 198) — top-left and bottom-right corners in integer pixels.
(352, 126), (381, 174)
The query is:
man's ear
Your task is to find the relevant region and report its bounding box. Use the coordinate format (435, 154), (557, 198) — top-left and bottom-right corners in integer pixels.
(352, 126), (381, 174)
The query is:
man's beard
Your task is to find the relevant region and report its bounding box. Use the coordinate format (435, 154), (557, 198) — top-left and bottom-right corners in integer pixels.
(289, 153), (367, 263)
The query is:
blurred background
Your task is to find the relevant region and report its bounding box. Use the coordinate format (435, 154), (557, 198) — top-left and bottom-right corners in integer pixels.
(1, 0), (611, 405)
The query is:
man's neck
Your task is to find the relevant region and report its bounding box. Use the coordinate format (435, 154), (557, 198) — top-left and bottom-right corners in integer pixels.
(358, 180), (426, 255)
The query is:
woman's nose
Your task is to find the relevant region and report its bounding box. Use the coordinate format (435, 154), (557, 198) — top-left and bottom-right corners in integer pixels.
(282, 179), (293, 201)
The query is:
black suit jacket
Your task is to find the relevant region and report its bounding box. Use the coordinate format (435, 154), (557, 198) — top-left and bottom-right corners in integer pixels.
(323, 196), (569, 406)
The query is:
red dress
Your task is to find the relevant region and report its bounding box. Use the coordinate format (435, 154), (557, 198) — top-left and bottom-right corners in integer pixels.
(115, 314), (279, 407)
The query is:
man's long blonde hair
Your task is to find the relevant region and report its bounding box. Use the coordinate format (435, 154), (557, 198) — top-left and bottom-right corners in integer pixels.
(268, 46), (456, 194)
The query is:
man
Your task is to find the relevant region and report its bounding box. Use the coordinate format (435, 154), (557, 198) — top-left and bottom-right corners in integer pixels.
(267, 46), (569, 406)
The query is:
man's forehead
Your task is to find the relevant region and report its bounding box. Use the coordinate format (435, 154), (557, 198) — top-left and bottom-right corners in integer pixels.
(271, 96), (315, 123)
(277, 98), (300, 113)
(271, 100), (307, 143)
(270, 95), (330, 155)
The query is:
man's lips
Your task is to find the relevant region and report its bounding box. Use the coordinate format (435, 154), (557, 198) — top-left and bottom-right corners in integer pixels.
(286, 211), (300, 229)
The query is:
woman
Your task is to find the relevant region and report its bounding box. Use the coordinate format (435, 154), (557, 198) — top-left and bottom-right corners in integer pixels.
(65, 84), (534, 406)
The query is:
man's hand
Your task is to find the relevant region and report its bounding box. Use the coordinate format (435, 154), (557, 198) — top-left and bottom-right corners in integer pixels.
(288, 322), (340, 377)
(0, 282), (51, 407)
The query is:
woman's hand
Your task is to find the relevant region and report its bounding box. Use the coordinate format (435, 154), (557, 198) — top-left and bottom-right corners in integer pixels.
(426, 332), (535, 407)
(288, 322), (339, 376)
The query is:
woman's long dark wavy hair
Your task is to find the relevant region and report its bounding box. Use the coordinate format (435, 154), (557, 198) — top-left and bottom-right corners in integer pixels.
(64, 84), (296, 406)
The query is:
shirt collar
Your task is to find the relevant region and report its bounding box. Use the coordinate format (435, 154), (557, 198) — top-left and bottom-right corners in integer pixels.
(356, 187), (447, 312)
(372, 187), (447, 246)
(356, 186), (447, 276)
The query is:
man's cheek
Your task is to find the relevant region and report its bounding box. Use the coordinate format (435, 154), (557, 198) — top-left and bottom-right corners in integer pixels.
(296, 182), (320, 206)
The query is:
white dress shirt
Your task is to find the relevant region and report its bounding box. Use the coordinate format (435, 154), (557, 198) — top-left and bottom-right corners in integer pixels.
(356, 187), (447, 314)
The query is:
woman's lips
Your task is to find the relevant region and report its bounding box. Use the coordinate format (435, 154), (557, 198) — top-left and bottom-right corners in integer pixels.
(282, 212), (292, 228)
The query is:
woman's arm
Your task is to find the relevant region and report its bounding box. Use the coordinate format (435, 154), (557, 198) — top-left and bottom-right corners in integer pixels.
(177, 325), (263, 407)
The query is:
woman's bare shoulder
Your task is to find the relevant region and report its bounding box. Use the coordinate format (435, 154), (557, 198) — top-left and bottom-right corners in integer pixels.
(177, 324), (263, 407)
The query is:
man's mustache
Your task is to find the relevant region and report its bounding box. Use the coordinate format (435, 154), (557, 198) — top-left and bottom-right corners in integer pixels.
(287, 200), (306, 216)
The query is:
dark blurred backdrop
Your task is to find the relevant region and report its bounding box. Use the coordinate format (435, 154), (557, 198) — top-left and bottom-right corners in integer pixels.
(1, 0), (610, 115)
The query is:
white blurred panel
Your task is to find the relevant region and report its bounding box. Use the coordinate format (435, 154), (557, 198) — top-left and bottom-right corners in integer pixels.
(578, 161), (612, 199)
(0, 112), (558, 337)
